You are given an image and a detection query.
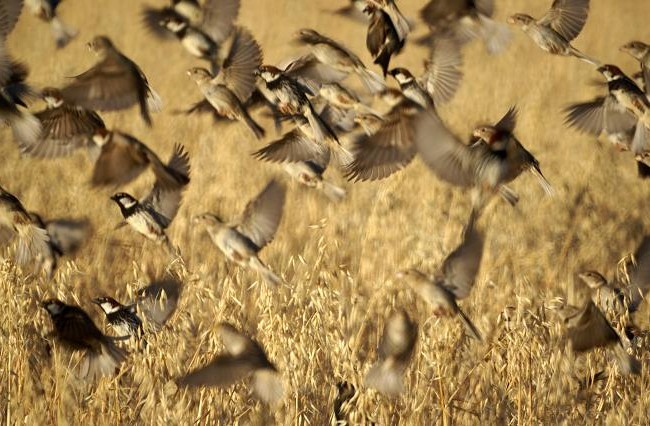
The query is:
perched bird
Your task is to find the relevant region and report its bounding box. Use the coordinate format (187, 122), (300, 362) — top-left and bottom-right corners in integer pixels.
(26, 0), (78, 48)
(397, 220), (484, 340)
(89, 129), (190, 188)
(620, 41), (650, 93)
(295, 28), (385, 94)
(60, 36), (161, 126)
(564, 300), (640, 375)
(194, 180), (285, 286)
(508, 0), (599, 65)
(16, 87), (106, 158)
(177, 322), (284, 404)
(93, 296), (144, 340)
(364, 310), (418, 397)
(257, 65), (338, 143)
(281, 153), (347, 202)
(418, 0), (512, 54)
(363, 0), (409, 76)
(110, 145), (190, 254)
(41, 299), (127, 380)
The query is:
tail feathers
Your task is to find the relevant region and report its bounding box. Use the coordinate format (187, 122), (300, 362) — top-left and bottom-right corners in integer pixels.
(457, 308), (482, 341)
(79, 340), (127, 380)
(50, 17), (78, 49)
(364, 361), (404, 397)
(318, 180), (346, 202)
(631, 120), (649, 154)
(331, 144), (353, 168)
(476, 15), (512, 55)
(498, 185), (520, 206)
(530, 166), (555, 195)
(355, 66), (385, 94)
(250, 256), (281, 286)
(146, 88), (163, 113)
(14, 224), (50, 265)
(252, 369), (284, 404)
(614, 344), (641, 375)
(10, 110), (42, 146)
(242, 111), (265, 139)
(374, 49), (392, 77)
(569, 46), (601, 66)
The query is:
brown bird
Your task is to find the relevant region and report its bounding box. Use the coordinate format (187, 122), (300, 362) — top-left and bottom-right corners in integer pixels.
(397, 220), (484, 340)
(281, 152), (347, 202)
(620, 41), (650, 93)
(194, 180), (285, 286)
(363, 0), (408, 76)
(177, 322), (284, 404)
(41, 299), (127, 380)
(508, 0), (599, 65)
(564, 300), (640, 375)
(364, 310), (418, 397)
(60, 36), (161, 126)
(16, 87), (106, 158)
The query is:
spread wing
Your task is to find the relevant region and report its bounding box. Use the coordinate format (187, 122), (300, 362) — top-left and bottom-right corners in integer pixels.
(201, 0), (240, 44)
(91, 132), (150, 186)
(0, 0), (23, 39)
(45, 218), (91, 255)
(422, 36), (463, 105)
(178, 354), (256, 387)
(236, 180), (285, 249)
(213, 27), (263, 103)
(253, 126), (327, 164)
(537, 0), (590, 42)
(439, 221), (484, 299)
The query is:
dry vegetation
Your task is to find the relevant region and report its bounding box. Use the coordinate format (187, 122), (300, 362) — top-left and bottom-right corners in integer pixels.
(2, 0), (650, 424)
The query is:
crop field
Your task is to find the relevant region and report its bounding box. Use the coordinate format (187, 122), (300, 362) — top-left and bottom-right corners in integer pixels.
(2, 0), (650, 424)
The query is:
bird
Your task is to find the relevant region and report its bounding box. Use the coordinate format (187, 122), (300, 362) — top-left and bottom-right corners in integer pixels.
(620, 41), (650, 94)
(330, 0), (368, 23)
(15, 87), (106, 158)
(397, 219), (484, 341)
(564, 300), (640, 375)
(508, 0), (599, 65)
(280, 153), (347, 202)
(318, 83), (378, 116)
(417, 0), (512, 54)
(41, 299), (127, 380)
(364, 309), (418, 397)
(193, 179), (285, 286)
(26, 0), (78, 48)
(92, 296), (145, 340)
(142, 0), (203, 37)
(177, 322), (284, 404)
(60, 36), (161, 126)
(134, 277), (182, 331)
(88, 129), (190, 188)
(363, 0), (409, 76)
(110, 145), (190, 255)
(294, 28), (385, 94)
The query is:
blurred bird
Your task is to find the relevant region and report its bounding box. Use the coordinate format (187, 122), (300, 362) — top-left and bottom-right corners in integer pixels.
(194, 180), (285, 286)
(364, 310), (417, 397)
(295, 28), (385, 94)
(597, 65), (650, 138)
(564, 300), (640, 375)
(508, 0), (599, 65)
(134, 277), (182, 331)
(318, 83), (377, 116)
(110, 145), (190, 255)
(418, 0), (511, 54)
(89, 129), (190, 188)
(397, 220), (484, 340)
(26, 0), (78, 48)
(16, 87), (106, 158)
(330, 0), (368, 22)
(41, 299), (127, 380)
(331, 381), (360, 424)
(60, 36), (161, 126)
(281, 153), (347, 202)
(620, 41), (650, 94)
(177, 322), (284, 404)
(93, 296), (144, 341)
(142, 0), (203, 37)
(363, 0), (409, 76)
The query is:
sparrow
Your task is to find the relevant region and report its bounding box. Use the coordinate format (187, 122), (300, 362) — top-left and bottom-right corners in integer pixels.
(134, 277), (182, 331)
(295, 28), (385, 94)
(257, 65), (339, 144)
(142, 0), (203, 37)
(26, 0), (78, 48)
(363, 0), (408, 76)
(418, 0), (511, 54)
(331, 381), (361, 425)
(281, 153), (347, 202)
(92, 296), (144, 340)
(364, 310), (418, 397)
(397, 220), (484, 341)
(60, 36), (161, 126)
(508, 0), (600, 65)
(41, 299), (127, 380)
(88, 128), (190, 188)
(177, 322), (284, 404)
(620, 41), (650, 95)
(110, 145), (190, 255)
(578, 236), (650, 316)
(16, 87), (106, 158)
(0, 185), (51, 270)
(564, 300), (640, 375)
(193, 179), (285, 286)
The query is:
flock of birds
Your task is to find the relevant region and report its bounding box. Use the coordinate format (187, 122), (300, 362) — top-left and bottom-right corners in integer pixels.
(2, 0), (650, 415)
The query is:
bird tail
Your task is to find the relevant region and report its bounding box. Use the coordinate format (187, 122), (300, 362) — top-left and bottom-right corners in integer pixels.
(250, 256), (281, 286)
(242, 110), (266, 139)
(631, 120), (650, 154)
(530, 166), (554, 196)
(364, 361), (404, 397)
(568, 46), (601, 66)
(80, 339), (127, 380)
(252, 368), (284, 404)
(317, 180), (347, 202)
(613, 344), (641, 375)
(457, 308), (482, 341)
(498, 185), (520, 206)
(9, 110), (41, 147)
(355, 66), (385, 94)
(49, 16), (78, 49)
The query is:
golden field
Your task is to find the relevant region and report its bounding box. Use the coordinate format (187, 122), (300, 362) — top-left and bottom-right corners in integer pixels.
(2, 0), (650, 424)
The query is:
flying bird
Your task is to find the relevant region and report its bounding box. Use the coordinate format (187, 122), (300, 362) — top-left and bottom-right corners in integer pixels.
(363, 0), (410, 76)
(26, 0), (78, 48)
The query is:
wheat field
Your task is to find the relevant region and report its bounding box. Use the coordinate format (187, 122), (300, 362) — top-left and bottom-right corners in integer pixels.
(2, 0), (650, 424)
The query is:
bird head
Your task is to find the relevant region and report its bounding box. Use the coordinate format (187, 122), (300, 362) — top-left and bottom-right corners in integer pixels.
(389, 68), (414, 85)
(507, 14), (534, 27)
(472, 126), (501, 146)
(88, 36), (113, 55)
(578, 271), (608, 289)
(597, 64), (624, 81)
(192, 213), (224, 227)
(187, 67), (212, 82)
(92, 128), (111, 147)
(41, 87), (64, 108)
(92, 296), (123, 314)
(257, 65), (282, 82)
(620, 41), (650, 60)
(42, 299), (66, 316)
(296, 28), (322, 45)
(110, 193), (138, 209)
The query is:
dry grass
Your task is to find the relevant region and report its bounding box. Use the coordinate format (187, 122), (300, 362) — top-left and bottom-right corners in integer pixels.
(2, 0), (650, 424)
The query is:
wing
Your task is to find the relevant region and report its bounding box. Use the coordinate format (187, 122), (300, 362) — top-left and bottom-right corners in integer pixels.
(474, 0), (494, 17)
(419, 0), (467, 27)
(422, 36), (463, 105)
(178, 355), (255, 387)
(603, 96), (638, 134)
(537, 0), (590, 42)
(201, 0), (240, 44)
(381, 0), (410, 42)
(563, 97), (605, 135)
(494, 106), (518, 134)
(45, 218), (91, 255)
(136, 278), (182, 329)
(57, 306), (105, 346)
(566, 301), (619, 352)
(212, 27), (263, 103)
(148, 144), (191, 189)
(253, 126), (327, 163)
(440, 221), (484, 299)
(0, 0), (23, 39)
(366, 12), (388, 58)
(281, 54), (348, 91)
(91, 132), (150, 186)
(626, 236), (650, 312)
(236, 180), (285, 249)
